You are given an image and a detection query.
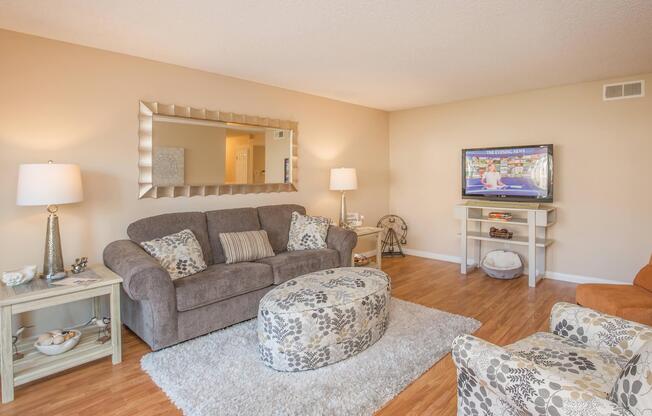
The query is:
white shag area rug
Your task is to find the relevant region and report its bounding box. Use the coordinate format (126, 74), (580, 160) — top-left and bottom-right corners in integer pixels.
(141, 298), (480, 416)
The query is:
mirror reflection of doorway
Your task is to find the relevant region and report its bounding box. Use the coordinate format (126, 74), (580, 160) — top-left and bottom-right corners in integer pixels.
(234, 145), (249, 184)
(253, 145), (266, 184)
(225, 131), (263, 184)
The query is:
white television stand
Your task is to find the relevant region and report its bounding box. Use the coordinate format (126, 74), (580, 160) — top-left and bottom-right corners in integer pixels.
(455, 202), (556, 287)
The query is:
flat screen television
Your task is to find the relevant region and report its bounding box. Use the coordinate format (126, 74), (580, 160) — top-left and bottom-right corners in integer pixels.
(462, 144), (553, 202)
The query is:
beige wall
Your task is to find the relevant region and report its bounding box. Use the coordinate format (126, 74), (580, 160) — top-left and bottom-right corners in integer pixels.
(153, 121), (227, 185)
(265, 129), (292, 183)
(0, 30), (388, 331)
(389, 73), (652, 283)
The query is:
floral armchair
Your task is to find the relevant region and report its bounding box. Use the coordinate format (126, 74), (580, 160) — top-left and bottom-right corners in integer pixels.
(452, 302), (652, 416)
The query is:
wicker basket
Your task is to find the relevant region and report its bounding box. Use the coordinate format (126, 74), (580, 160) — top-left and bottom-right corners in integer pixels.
(489, 227), (513, 239)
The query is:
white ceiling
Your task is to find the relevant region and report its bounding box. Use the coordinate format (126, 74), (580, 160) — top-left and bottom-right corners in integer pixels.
(2, 0), (652, 111)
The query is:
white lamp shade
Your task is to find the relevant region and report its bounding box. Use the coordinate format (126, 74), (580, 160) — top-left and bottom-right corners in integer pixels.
(329, 168), (358, 191)
(16, 163), (84, 206)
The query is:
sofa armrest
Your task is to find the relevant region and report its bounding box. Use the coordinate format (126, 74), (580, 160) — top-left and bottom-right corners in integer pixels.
(103, 240), (175, 303)
(452, 334), (630, 416)
(550, 302), (652, 360)
(326, 225), (358, 267)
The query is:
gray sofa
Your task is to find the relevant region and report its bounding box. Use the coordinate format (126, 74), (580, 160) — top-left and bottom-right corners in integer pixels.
(103, 204), (357, 350)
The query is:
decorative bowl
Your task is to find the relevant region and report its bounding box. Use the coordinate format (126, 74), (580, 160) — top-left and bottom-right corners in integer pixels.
(34, 330), (81, 356)
(2, 265), (37, 286)
(353, 254), (370, 267)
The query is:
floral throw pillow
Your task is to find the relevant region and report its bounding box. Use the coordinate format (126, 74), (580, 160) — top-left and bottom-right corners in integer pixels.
(140, 229), (207, 280)
(609, 339), (652, 415)
(287, 211), (330, 251)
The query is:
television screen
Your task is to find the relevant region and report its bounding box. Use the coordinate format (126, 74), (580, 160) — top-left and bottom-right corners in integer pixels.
(462, 144), (553, 202)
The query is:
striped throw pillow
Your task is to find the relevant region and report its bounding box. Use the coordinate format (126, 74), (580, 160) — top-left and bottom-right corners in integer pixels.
(219, 230), (275, 264)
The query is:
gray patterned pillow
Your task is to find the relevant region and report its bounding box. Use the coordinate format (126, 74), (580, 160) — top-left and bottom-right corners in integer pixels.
(140, 229), (207, 280)
(609, 339), (652, 415)
(287, 211), (330, 251)
(219, 230), (275, 264)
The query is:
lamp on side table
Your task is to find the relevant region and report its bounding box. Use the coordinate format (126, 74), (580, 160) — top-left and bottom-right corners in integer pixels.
(16, 161), (83, 280)
(329, 167), (357, 228)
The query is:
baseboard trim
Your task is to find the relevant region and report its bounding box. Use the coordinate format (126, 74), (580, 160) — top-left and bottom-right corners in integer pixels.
(402, 248), (625, 285)
(544, 271), (623, 285)
(402, 248), (477, 266)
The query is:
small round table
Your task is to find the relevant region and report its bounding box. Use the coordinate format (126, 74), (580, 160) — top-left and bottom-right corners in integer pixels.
(257, 267), (390, 372)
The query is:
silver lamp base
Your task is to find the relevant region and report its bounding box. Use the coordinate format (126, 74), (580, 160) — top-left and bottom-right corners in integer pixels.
(338, 191), (352, 229)
(42, 205), (67, 281)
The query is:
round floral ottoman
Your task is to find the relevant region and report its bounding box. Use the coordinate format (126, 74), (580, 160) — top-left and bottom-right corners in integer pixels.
(257, 267), (391, 372)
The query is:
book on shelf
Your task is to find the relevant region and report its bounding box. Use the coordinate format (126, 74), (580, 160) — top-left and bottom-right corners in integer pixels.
(488, 212), (513, 221)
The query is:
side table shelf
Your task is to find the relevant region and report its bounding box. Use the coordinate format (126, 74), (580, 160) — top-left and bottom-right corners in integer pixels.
(12, 326), (113, 387)
(0, 264), (122, 403)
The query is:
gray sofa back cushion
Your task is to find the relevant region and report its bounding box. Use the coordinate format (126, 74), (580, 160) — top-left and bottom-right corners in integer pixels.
(206, 208), (261, 264)
(127, 212), (214, 265)
(256, 249), (339, 285)
(257, 204), (306, 253)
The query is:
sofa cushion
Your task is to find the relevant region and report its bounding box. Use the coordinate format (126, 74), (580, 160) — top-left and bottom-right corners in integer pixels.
(287, 211), (330, 251)
(257, 204), (306, 253)
(610, 339), (652, 415)
(219, 230), (275, 264)
(206, 208), (261, 264)
(140, 229), (207, 280)
(506, 331), (624, 398)
(128, 212), (213, 265)
(174, 262), (273, 312)
(576, 284), (652, 326)
(256, 249), (339, 285)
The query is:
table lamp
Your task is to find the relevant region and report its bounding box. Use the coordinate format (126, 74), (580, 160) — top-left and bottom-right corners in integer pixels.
(16, 162), (83, 280)
(329, 168), (357, 228)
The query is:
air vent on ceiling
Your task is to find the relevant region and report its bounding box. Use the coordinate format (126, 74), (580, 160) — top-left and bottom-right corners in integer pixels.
(603, 80), (645, 101)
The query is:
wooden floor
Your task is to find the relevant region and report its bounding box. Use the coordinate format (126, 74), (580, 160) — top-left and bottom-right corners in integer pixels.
(0, 255), (576, 415)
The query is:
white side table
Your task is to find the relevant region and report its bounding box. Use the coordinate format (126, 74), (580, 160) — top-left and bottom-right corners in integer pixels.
(352, 226), (384, 269)
(0, 264), (122, 403)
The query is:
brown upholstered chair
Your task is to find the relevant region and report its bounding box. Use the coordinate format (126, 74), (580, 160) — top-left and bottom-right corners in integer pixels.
(576, 254), (652, 326)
